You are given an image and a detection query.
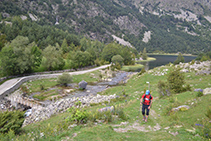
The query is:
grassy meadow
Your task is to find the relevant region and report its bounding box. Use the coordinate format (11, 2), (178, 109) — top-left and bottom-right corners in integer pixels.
(4, 64), (211, 140)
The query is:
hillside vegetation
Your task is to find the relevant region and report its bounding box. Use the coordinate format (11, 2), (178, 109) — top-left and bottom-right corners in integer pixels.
(1, 61), (211, 140)
(0, 0), (211, 54)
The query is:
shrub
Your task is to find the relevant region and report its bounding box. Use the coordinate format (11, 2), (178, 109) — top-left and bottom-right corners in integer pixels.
(205, 106), (211, 119)
(57, 73), (73, 87)
(75, 100), (82, 106)
(66, 107), (88, 124)
(167, 68), (185, 93)
(40, 84), (45, 90)
(112, 105), (127, 120)
(20, 85), (29, 95)
(0, 110), (25, 134)
(173, 53), (184, 65)
(138, 67), (146, 75)
(111, 55), (124, 67)
(157, 80), (171, 98)
(195, 106), (211, 139)
(116, 63), (122, 70)
(196, 91), (203, 97)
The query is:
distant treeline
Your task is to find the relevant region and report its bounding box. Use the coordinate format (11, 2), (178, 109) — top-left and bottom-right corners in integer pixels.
(0, 17), (137, 77)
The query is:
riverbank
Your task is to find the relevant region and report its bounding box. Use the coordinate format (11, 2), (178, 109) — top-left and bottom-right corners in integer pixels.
(147, 53), (197, 57)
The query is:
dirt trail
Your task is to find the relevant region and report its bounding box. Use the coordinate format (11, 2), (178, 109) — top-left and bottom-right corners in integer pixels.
(113, 97), (162, 133)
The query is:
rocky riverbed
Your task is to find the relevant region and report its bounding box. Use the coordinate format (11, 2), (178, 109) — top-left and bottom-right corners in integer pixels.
(9, 71), (135, 126)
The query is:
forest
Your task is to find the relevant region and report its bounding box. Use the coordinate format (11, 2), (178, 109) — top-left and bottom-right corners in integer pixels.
(0, 17), (137, 77)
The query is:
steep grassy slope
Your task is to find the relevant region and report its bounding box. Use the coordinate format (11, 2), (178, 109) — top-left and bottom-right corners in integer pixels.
(4, 63), (210, 140)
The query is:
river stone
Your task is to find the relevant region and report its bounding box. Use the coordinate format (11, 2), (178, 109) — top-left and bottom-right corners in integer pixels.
(79, 80), (88, 89)
(203, 88), (211, 95)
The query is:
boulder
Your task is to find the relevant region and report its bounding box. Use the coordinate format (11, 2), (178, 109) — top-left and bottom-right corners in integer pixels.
(203, 88), (211, 95)
(78, 80), (88, 89)
(172, 105), (190, 111)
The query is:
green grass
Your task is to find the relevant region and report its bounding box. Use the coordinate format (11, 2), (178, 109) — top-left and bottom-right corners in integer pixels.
(33, 88), (62, 100)
(6, 64), (211, 140)
(121, 64), (144, 72)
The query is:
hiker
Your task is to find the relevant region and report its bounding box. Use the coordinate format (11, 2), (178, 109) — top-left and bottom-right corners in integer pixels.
(140, 90), (153, 122)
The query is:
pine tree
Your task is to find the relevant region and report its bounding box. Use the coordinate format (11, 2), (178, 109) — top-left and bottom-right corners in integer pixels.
(142, 48), (148, 60)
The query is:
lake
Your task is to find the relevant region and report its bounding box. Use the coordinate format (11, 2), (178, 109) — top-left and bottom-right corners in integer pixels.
(140, 55), (196, 70)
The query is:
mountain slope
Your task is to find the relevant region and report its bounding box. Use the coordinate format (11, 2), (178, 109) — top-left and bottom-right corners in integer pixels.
(0, 0), (211, 54)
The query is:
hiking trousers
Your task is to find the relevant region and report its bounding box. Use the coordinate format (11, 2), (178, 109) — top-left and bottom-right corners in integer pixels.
(142, 104), (150, 116)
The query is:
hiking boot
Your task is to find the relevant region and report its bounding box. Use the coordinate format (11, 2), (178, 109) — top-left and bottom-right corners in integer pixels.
(145, 119), (147, 122)
(142, 116), (146, 121)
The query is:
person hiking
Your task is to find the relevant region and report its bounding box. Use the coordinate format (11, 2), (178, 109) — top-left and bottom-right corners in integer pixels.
(140, 90), (153, 122)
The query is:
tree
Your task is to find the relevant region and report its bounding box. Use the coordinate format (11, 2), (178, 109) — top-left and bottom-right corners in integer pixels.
(0, 34), (7, 51)
(72, 51), (94, 68)
(0, 110), (25, 134)
(167, 68), (185, 93)
(111, 55), (124, 67)
(80, 37), (91, 51)
(101, 43), (119, 62)
(0, 36), (42, 75)
(41, 45), (65, 71)
(174, 53), (185, 65)
(120, 47), (133, 65)
(57, 73), (73, 87)
(142, 48), (148, 60)
(61, 38), (69, 54)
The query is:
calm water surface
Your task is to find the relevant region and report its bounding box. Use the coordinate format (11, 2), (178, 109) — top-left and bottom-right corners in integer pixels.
(140, 55), (196, 70)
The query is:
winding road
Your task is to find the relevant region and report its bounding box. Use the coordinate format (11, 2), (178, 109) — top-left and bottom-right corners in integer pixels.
(0, 65), (110, 97)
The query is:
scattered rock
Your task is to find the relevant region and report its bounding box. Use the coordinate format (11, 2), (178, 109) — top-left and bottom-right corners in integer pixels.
(22, 94), (117, 126)
(78, 80), (88, 89)
(169, 131), (179, 136)
(186, 128), (196, 134)
(203, 88), (211, 95)
(164, 127), (170, 130)
(172, 105), (190, 112)
(98, 106), (114, 112)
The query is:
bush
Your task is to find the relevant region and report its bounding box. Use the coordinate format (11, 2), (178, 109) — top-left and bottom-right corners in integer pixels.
(57, 73), (73, 87)
(112, 105), (127, 120)
(167, 68), (185, 93)
(66, 107), (88, 124)
(205, 106), (211, 119)
(157, 80), (171, 98)
(138, 67), (146, 75)
(195, 106), (211, 139)
(111, 55), (124, 67)
(0, 110), (25, 134)
(196, 91), (203, 97)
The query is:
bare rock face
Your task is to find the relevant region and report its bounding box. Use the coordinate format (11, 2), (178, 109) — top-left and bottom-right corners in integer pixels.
(113, 16), (145, 36)
(78, 80), (88, 89)
(134, 0), (211, 15)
